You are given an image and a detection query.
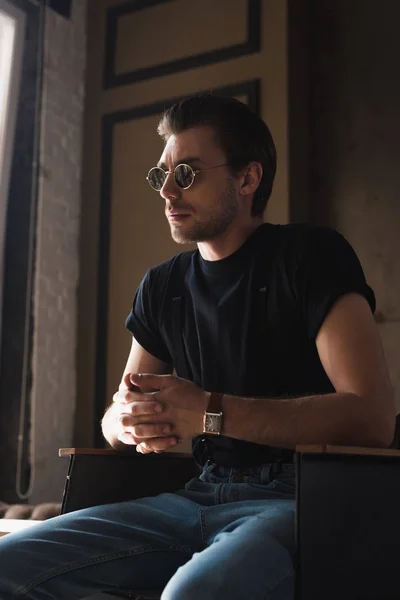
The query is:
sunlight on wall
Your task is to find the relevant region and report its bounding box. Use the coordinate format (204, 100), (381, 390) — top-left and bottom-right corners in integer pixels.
(0, 9), (16, 183)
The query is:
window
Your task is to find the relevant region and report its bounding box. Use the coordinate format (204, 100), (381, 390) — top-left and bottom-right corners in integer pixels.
(0, 7), (17, 183)
(0, 0), (25, 347)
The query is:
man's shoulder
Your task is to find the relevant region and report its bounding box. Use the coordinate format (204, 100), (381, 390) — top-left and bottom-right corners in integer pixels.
(261, 222), (339, 254)
(145, 249), (197, 288)
(266, 221), (336, 241)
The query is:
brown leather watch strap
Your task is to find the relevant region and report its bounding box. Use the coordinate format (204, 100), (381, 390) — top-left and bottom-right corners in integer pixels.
(207, 392), (224, 413)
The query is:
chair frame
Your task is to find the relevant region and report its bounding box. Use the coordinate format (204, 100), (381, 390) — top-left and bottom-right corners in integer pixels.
(60, 417), (400, 600)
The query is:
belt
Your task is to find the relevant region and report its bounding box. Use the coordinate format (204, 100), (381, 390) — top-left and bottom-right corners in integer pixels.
(193, 436), (294, 468)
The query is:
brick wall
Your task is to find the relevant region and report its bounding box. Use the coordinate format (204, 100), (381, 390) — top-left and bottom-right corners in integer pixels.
(29, 0), (87, 504)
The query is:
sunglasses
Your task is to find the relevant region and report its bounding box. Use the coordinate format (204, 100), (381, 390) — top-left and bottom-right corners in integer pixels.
(146, 163), (228, 191)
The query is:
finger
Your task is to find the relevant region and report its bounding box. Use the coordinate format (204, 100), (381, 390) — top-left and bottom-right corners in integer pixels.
(128, 401), (162, 417)
(117, 412), (161, 433)
(130, 373), (171, 390)
(118, 373), (143, 393)
(113, 389), (133, 404)
(131, 423), (173, 439)
(117, 414), (172, 438)
(121, 373), (133, 390)
(117, 424), (170, 447)
(113, 388), (143, 405)
(116, 401), (162, 419)
(136, 444), (156, 454)
(136, 437), (179, 454)
(117, 430), (137, 446)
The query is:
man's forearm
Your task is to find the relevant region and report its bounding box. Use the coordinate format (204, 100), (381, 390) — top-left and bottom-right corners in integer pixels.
(221, 392), (394, 449)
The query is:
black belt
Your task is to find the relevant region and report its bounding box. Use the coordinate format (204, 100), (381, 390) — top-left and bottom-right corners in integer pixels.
(193, 436), (294, 468)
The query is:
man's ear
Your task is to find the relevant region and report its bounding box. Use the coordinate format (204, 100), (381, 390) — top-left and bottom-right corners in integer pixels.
(239, 162), (263, 196)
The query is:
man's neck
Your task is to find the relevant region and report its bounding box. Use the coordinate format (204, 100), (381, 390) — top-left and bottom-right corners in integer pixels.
(197, 219), (264, 262)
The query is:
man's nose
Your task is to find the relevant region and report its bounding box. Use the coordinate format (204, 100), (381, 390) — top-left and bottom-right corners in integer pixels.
(160, 172), (180, 202)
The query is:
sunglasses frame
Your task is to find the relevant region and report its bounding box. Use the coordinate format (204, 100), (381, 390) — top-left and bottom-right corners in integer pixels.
(146, 162), (229, 191)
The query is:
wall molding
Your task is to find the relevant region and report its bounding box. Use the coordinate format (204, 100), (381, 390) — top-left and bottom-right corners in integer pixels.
(38, 0), (72, 19)
(103, 0), (261, 89)
(93, 79), (260, 445)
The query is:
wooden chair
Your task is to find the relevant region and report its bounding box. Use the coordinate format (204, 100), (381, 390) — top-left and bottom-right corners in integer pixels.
(60, 415), (400, 600)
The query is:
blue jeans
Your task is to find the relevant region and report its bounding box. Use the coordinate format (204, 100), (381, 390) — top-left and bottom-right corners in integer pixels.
(0, 460), (296, 599)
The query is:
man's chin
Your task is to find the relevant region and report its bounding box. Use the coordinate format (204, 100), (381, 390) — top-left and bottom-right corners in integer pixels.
(169, 223), (195, 244)
(171, 230), (194, 245)
(169, 222), (224, 244)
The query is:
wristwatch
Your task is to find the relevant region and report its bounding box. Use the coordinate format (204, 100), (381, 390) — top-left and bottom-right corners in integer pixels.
(203, 392), (224, 435)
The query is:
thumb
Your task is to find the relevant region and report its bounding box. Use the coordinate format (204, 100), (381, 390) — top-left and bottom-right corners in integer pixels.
(119, 373), (142, 393)
(130, 373), (169, 391)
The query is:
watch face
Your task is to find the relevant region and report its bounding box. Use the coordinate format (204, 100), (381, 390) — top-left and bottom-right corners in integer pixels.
(205, 413), (222, 434)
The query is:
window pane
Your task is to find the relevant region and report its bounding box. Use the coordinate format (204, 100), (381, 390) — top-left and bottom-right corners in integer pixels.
(0, 9), (16, 183)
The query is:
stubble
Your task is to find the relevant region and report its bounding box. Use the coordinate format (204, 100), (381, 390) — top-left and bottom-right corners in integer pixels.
(170, 180), (239, 244)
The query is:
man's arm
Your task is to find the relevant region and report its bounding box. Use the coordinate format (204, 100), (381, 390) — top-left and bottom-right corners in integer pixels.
(102, 337), (173, 452)
(221, 293), (396, 448)
(129, 293), (396, 450)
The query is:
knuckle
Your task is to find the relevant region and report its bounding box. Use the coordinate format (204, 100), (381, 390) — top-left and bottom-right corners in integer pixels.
(131, 402), (154, 416)
(148, 402), (161, 415)
(133, 425), (143, 437)
(118, 414), (126, 425)
(129, 403), (138, 416)
(132, 402), (149, 417)
(119, 414), (132, 428)
(155, 438), (173, 451)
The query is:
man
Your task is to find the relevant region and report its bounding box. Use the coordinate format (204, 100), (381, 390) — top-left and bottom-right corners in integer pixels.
(0, 95), (395, 600)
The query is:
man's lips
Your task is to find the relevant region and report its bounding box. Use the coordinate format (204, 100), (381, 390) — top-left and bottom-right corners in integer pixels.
(167, 212), (191, 221)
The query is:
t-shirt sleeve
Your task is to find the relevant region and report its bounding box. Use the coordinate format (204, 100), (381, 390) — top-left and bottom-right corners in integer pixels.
(293, 227), (376, 339)
(125, 269), (172, 364)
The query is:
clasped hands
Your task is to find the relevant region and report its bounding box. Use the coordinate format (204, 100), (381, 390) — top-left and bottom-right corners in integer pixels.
(112, 373), (209, 454)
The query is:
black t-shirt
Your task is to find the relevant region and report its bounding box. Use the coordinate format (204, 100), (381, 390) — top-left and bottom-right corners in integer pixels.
(126, 223), (375, 467)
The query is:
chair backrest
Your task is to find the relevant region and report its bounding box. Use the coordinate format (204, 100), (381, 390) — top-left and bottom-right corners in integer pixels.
(389, 414), (400, 449)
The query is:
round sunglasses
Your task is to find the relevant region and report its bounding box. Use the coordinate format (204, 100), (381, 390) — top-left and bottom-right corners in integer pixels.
(146, 163), (228, 191)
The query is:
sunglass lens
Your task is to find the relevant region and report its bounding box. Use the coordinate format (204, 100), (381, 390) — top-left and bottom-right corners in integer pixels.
(175, 164), (194, 189)
(147, 168), (166, 191)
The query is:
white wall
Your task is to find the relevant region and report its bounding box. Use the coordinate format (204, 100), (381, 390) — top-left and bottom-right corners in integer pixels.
(29, 0), (87, 503)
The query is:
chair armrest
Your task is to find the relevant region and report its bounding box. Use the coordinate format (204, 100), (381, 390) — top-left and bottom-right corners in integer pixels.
(295, 444), (400, 600)
(59, 448), (124, 456)
(59, 447), (192, 458)
(59, 449), (199, 514)
(296, 443), (400, 457)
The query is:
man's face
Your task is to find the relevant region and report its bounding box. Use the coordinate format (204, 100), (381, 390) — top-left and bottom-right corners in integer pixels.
(157, 126), (241, 244)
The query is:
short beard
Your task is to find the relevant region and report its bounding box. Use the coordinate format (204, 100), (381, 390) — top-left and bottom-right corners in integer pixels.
(170, 180), (239, 244)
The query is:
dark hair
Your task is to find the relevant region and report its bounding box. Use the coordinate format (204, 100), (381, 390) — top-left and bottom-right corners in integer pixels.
(157, 94), (277, 217)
